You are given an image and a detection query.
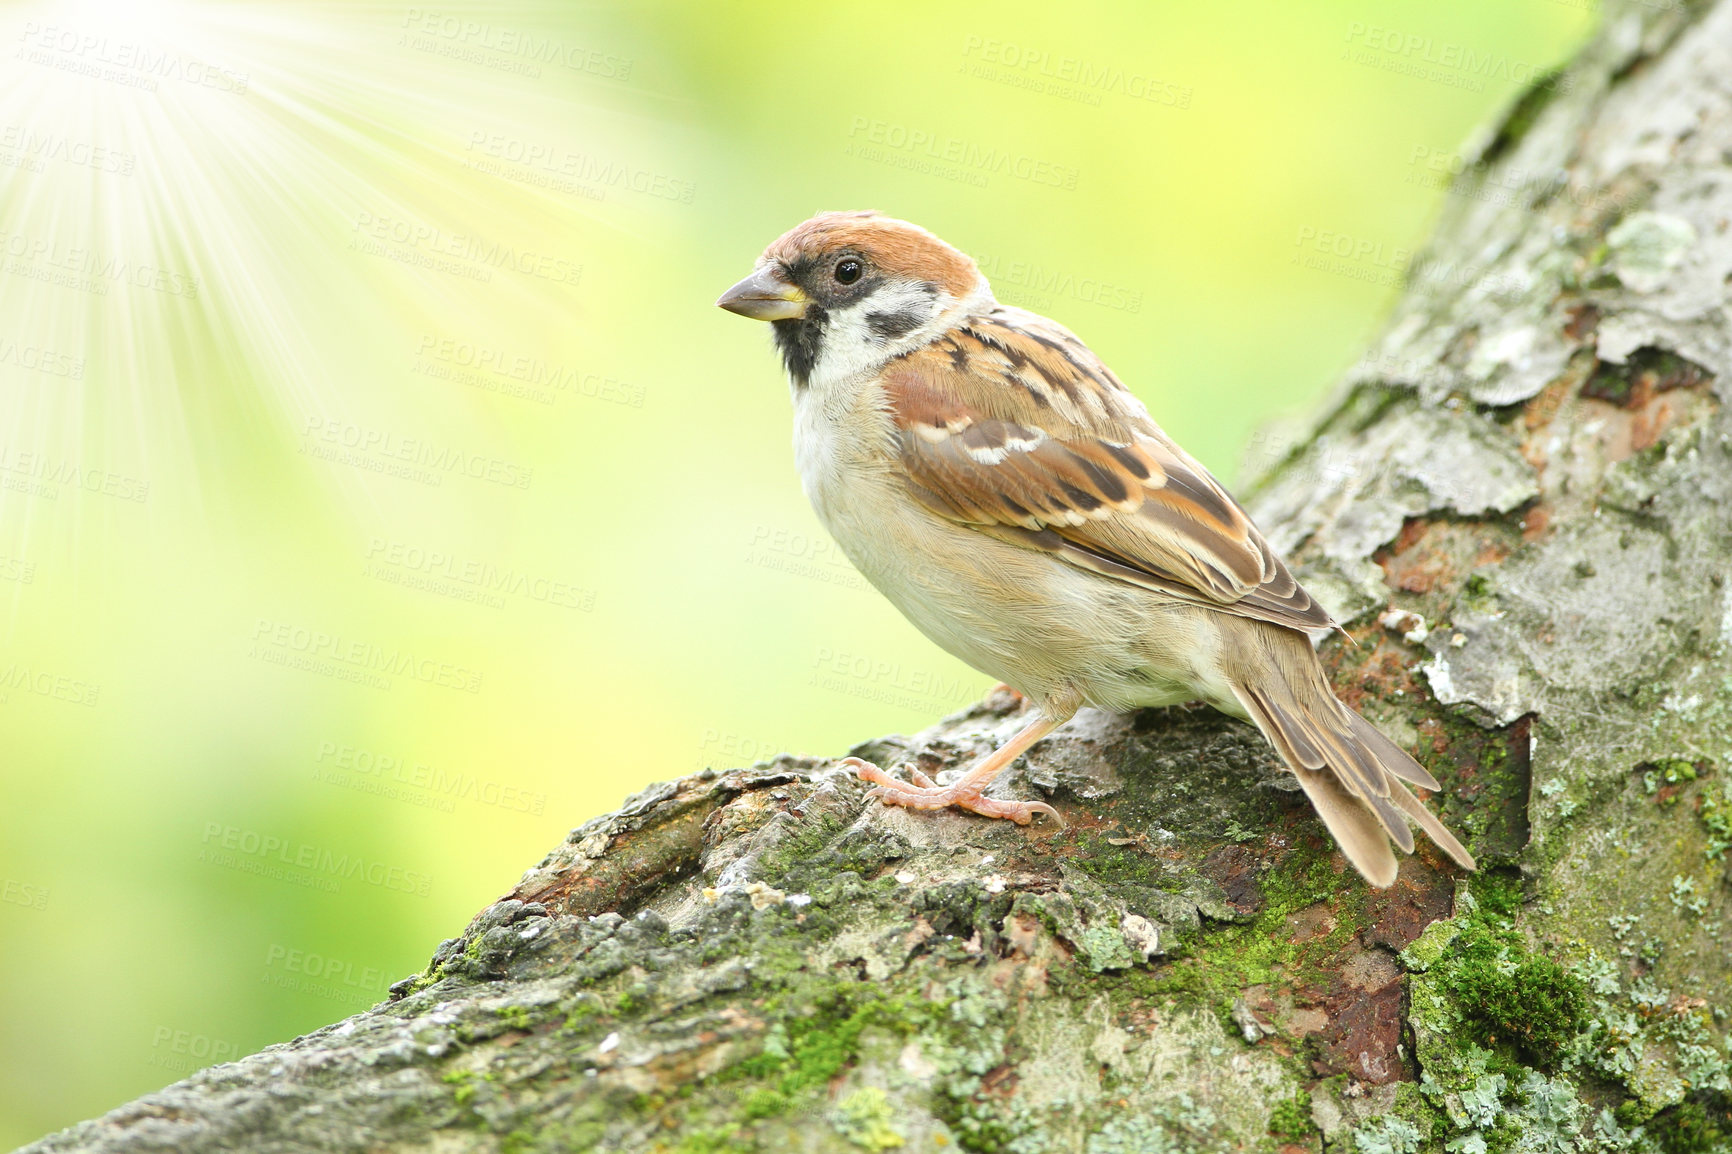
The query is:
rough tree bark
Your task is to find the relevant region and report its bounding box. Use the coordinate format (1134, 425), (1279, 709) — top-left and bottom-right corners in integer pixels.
(20, 1), (1732, 1150)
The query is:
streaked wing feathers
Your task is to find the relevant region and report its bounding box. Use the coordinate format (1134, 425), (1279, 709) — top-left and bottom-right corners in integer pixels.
(886, 307), (1332, 632)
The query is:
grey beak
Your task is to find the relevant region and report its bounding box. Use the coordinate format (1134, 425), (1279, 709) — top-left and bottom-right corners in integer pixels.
(716, 265), (809, 321)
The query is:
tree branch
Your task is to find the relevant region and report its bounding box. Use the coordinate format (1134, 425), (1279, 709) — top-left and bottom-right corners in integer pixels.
(21, 1), (1732, 1150)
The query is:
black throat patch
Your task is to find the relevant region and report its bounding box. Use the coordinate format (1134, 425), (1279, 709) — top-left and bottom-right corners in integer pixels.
(771, 306), (829, 388)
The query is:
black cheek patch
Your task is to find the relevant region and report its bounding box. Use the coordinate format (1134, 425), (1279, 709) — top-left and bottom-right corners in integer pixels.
(866, 309), (925, 340)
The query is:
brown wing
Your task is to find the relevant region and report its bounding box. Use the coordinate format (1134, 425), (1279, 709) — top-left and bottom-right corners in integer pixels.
(885, 306), (1332, 633)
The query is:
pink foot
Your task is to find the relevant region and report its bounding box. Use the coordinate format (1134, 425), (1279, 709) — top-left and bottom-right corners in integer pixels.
(840, 757), (1062, 827)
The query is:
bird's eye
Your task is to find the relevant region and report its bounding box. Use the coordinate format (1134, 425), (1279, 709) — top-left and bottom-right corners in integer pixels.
(834, 257), (862, 285)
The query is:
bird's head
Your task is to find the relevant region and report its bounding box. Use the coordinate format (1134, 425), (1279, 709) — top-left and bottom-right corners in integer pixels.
(716, 211), (986, 388)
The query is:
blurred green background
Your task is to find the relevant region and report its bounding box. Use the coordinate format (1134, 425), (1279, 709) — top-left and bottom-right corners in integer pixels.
(0, 0), (1591, 1144)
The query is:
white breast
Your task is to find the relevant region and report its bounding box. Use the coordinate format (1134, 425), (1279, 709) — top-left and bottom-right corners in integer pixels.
(792, 372), (875, 526)
(783, 301), (1230, 717)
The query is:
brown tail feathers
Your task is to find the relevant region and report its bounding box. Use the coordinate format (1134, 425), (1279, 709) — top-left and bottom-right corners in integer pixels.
(1229, 632), (1476, 888)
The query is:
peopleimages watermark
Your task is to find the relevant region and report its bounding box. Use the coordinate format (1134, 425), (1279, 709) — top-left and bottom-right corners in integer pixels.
(199, 820), (435, 897)
(248, 617), (484, 694)
(262, 943), (389, 1006)
(1403, 145), (1642, 217)
(147, 1027), (241, 1076)
(348, 210), (583, 287)
(299, 416), (534, 491)
(0, 225), (200, 299)
(959, 35), (1192, 110)
(0, 554), (36, 585)
(1340, 23), (1575, 95)
(974, 252), (1143, 315)
(743, 523), (869, 593)
(0, 662), (100, 707)
(412, 334), (646, 409)
(0, 332), (84, 380)
(312, 740), (548, 816)
(1291, 223), (1525, 297)
(1, 878), (49, 911)
(399, 9), (633, 82)
(809, 646), (982, 715)
(845, 116), (1080, 191)
(696, 726), (793, 771)
(1291, 224), (1413, 287)
(0, 123), (136, 176)
(462, 131), (695, 205)
(365, 537), (596, 613)
(0, 446), (149, 503)
(15, 22), (249, 95)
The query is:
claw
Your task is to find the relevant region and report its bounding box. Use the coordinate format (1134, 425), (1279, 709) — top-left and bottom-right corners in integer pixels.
(838, 756), (1063, 828)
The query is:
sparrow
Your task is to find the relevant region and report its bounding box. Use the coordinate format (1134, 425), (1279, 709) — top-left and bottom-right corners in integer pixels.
(716, 210), (1474, 888)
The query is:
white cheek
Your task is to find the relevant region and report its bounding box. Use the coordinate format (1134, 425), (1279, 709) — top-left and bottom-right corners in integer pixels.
(809, 290), (925, 382)
(811, 314), (890, 383)
(808, 307), (887, 389)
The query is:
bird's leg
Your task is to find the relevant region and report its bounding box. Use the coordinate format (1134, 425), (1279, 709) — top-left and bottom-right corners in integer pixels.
(841, 707), (1072, 826)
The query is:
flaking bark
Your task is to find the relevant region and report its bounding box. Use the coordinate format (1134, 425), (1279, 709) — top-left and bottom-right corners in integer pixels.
(19, 1), (1732, 1150)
